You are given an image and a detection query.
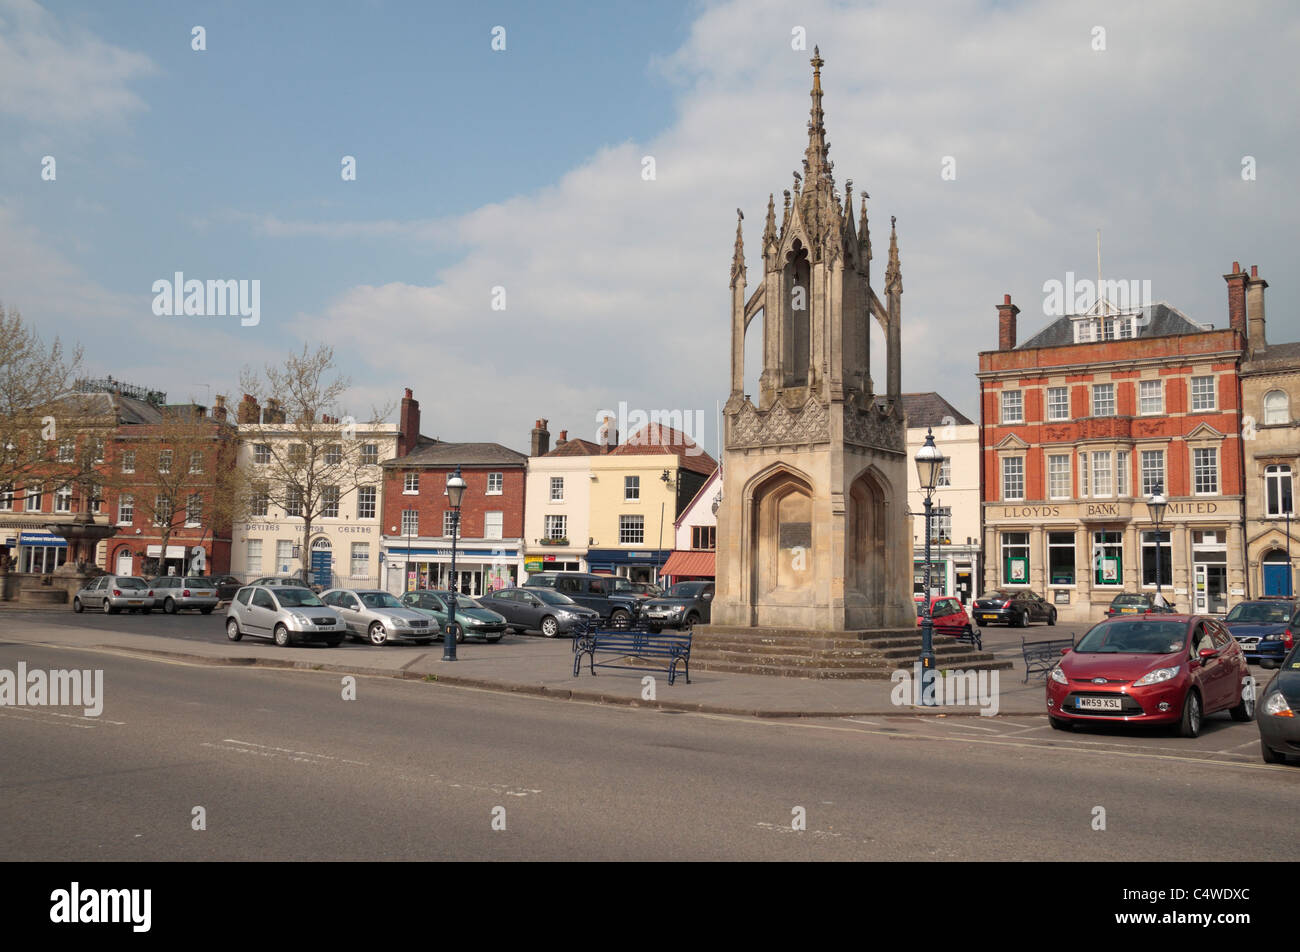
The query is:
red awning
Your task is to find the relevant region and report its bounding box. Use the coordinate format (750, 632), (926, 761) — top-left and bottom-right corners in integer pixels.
(660, 550), (715, 578)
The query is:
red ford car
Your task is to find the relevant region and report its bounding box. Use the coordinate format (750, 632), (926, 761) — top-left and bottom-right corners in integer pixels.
(1046, 614), (1253, 737)
(915, 596), (981, 649)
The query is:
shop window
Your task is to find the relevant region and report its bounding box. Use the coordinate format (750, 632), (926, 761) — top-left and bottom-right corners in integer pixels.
(1092, 531), (1123, 586)
(1002, 531), (1029, 585)
(1048, 532), (1076, 586)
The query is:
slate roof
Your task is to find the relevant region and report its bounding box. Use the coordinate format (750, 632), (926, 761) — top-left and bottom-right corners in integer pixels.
(900, 392), (973, 428)
(611, 425), (718, 476)
(1243, 340), (1300, 373)
(62, 391), (164, 425)
(386, 436), (527, 467)
(1017, 303), (1208, 350)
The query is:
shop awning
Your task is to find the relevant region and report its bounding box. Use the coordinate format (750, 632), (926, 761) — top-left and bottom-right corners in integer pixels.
(660, 550), (715, 578)
(146, 545), (187, 558)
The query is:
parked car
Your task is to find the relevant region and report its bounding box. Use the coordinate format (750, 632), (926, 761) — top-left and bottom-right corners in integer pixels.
(225, 585), (344, 646)
(1258, 642), (1300, 763)
(523, 572), (643, 624)
(478, 587), (599, 637)
(973, 589), (1056, 627)
(73, 575), (156, 614)
(148, 576), (219, 614)
(210, 575), (243, 602)
(915, 596), (980, 647)
(398, 590), (508, 643)
(249, 575), (324, 595)
(320, 589), (437, 646)
(1224, 599), (1297, 669)
(1045, 614), (1253, 736)
(1105, 593), (1178, 618)
(642, 581), (714, 631)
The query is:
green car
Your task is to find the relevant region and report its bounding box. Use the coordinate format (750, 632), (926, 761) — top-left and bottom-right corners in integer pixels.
(399, 590), (508, 643)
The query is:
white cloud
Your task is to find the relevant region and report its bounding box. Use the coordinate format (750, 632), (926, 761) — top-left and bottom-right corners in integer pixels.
(0, 0), (155, 125)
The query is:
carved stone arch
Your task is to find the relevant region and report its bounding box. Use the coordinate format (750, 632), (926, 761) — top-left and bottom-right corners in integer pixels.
(846, 465), (891, 622)
(745, 463), (816, 612)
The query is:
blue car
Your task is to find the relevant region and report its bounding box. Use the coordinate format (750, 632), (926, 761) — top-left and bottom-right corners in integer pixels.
(1224, 599), (1297, 668)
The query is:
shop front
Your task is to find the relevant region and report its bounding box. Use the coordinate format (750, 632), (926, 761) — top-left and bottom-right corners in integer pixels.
(585, 548), (671, 585)
(382, 542), (523, 597)
(14, 531), (69, 574)
(983, 500), (1245, 622)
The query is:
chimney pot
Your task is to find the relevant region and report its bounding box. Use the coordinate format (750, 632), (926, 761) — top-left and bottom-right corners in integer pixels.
(1251, 265), (1258, 277)
(1233, 261), (1241, 272)
(996, 295), (1020, 351)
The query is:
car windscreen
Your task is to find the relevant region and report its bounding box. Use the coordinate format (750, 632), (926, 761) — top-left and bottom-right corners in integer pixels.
(535, 589), (577, 606)
(360, 592), (403, 609)
(528, 576), (556, 588)
(117, 578), (147, 589)
(274, 589), (325, 608)
(979, 591), (1009, 600)
(183, 578), (211, 587)
(1075, 620), (1187, 654)
(1226, 603), (1291, 624)
(667, 582), (707, 597)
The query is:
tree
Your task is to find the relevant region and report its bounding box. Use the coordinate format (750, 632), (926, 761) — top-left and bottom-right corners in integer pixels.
(238, 345), (391, 584)
(0, 304), (87, 494)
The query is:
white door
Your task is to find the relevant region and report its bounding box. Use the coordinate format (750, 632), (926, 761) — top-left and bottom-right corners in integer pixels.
(116, 552), (134, 574)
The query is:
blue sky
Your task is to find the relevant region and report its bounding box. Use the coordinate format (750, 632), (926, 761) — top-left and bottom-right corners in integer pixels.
(2, 0), (1297, 453)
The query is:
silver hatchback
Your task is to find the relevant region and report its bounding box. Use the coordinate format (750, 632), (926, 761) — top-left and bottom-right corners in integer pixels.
(148, 576), (220, 614)
(321, 588), (437, 646)
(225, 585), (345, 647)
(73, 575), (156, 614)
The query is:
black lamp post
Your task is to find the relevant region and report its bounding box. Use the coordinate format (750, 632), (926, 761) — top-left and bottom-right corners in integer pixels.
(1147, 487), (1168, 606)
(442, 466), (467, 662)
(915, 428), (944, 706)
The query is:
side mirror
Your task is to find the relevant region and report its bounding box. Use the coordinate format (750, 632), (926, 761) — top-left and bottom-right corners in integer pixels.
(702, 592), (713, 600)
(1198, 648), (1219, 660)
(1059, 647), (1072, 655)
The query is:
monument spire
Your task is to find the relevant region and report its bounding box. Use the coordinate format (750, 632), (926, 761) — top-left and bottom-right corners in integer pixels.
(763, 193), (777, 246)
(885, 215), (901, 292)
(804, 46), (832, 193)
(730, 208), (746, 287)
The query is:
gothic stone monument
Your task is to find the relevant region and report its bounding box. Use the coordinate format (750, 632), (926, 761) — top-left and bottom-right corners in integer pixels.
(711, 49), (913, 635)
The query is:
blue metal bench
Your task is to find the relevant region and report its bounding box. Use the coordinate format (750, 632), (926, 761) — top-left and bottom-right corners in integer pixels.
(1021, 635), (1074, 683)
(571, 618), (693, 685)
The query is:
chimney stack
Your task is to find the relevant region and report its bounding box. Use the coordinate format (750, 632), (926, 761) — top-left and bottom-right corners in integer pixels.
(1224, 261), (1248, 340)
(1246, 264), (1268, 355)
(212, 394), (228, 422)
(399, 388), (421, 456)
(997, 294), (1019, 351)
(600, 415), (619, 453)
(530, 418), (551, 456)
(557, 429), (568, 447)
(237, 394), (260, 424)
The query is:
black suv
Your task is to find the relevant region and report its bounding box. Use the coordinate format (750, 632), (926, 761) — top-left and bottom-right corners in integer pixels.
(523, 572), (642, 624)
(641, 581), (714, 631)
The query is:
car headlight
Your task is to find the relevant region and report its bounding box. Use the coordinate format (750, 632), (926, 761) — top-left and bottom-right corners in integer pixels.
(290, 612), (311, 626)
(1263, 692), (1295, 717)
(388, 616), (408, 628)
(671, 605), (685, 613)
(1133, 666), (1180, 687)
(1049, 665), (1068, 685)
(1263, 633), (1283, 641)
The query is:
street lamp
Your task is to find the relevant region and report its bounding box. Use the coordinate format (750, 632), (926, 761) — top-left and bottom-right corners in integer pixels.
(442, 466), (467, 662)
(914, 427), (944, 706)
(1147, 487), (1168, 607)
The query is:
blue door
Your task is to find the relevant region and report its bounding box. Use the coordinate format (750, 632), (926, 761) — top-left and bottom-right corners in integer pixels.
(1263, 562), (1291, 596)
(311, 548), (333, 589)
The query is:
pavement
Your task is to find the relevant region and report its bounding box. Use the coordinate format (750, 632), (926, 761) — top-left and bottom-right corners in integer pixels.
(0, 607), (1102, 717)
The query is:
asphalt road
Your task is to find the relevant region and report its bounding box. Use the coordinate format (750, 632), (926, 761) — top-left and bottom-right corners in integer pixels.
(1, 639), (1295, 861)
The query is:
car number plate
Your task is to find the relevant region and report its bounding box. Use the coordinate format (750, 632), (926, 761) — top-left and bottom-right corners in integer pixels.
(981, 614), (996, 621)
(1077, 696), (1122, 711)
(127, 599), (142, 605)
(1121, 607), (1137, 613)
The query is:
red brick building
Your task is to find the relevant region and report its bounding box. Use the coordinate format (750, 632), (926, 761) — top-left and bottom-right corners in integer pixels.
(978, 277), (1249, 621)
(1, 384), (237, 580)
(379, 390), (527, 595)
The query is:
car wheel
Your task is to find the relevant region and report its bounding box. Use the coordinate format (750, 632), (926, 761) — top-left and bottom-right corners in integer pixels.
(1261, 739), (1287, 764)
(684, 612), (700, 629)
(1049, 716), (1072, 731)
(610, 609), (630, 627)
(164, 598), (177, 614)
(274, 624), (291, 647)
(1229, 680), (1256, 722)
(1015, 611), (1027, 628)
(226, 619), (242, 642)
(1178, 690), (1202, 738)
(106, 604), (119, 614)
(540, 616), (559, 638)
(73, 597), (83, 614)
(368, 622), (389, 647)
(1048, 609), (1057, 626)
